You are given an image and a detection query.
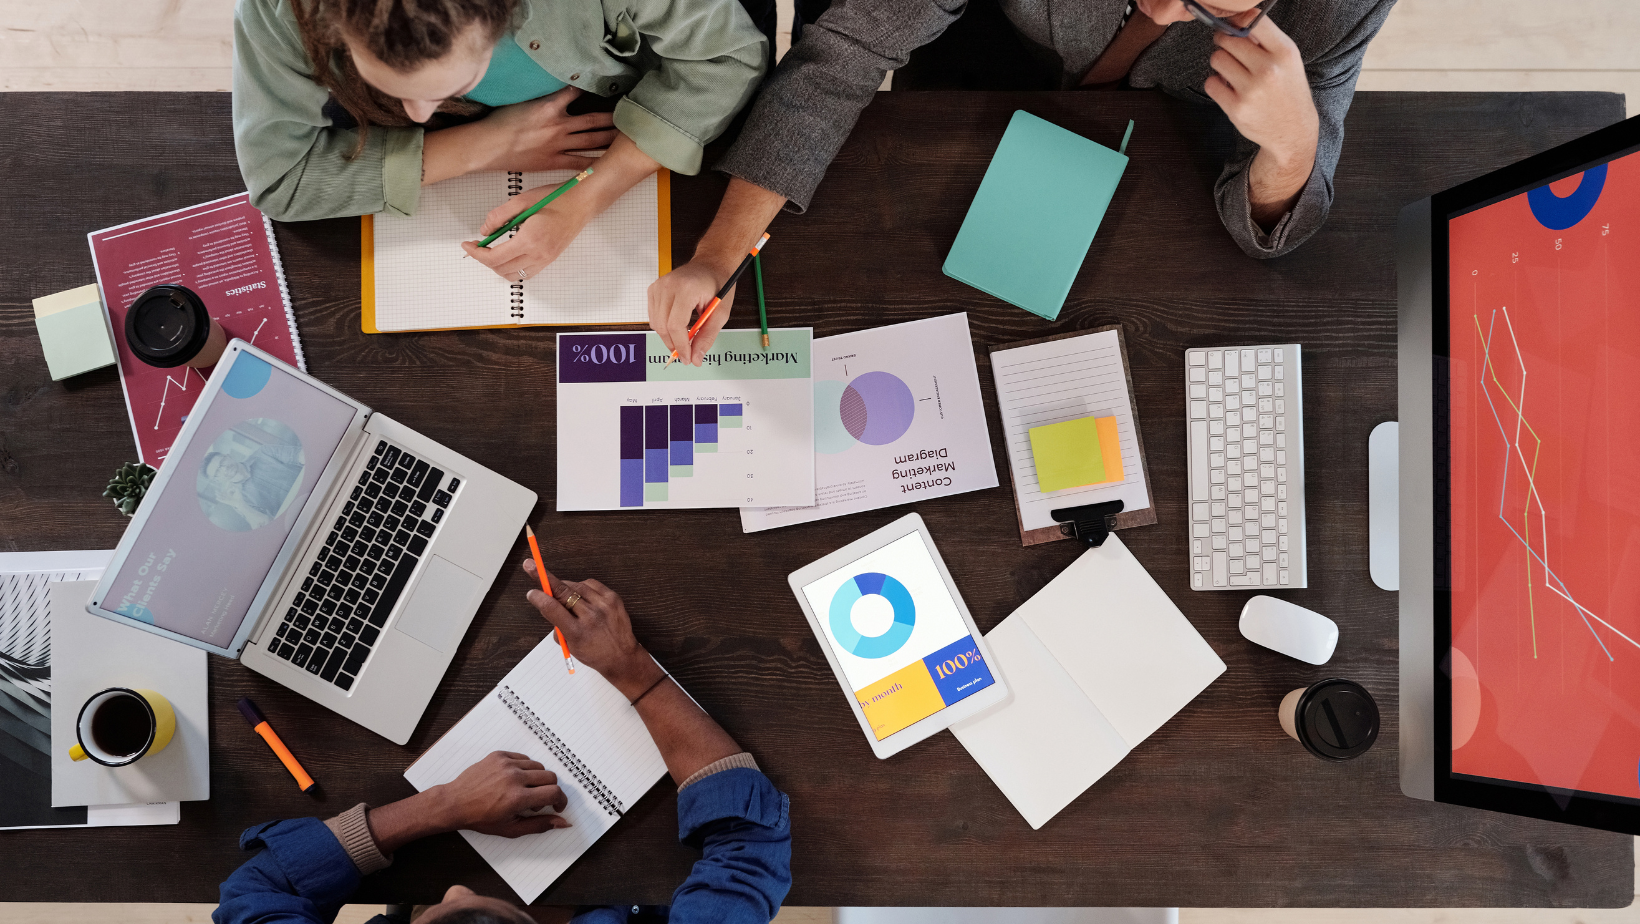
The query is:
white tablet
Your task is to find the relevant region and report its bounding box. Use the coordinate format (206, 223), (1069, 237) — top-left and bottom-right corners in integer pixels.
(788, 513), (1010, 758)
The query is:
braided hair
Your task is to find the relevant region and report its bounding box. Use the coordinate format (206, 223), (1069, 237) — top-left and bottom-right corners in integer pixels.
(290, 0), (522, 156)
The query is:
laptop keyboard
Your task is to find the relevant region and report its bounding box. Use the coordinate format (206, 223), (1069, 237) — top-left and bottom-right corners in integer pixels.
(267, 439), (462, 690)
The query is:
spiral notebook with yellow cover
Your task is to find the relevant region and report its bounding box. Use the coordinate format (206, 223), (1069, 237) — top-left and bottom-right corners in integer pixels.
(362, 169), (670, 333)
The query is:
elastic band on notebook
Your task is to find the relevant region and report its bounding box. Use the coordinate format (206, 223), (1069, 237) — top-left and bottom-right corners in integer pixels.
(1119, 120), (1135, 156)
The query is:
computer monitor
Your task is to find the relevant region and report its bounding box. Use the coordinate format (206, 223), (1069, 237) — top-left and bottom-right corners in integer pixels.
(1397, 114), (1640, 834)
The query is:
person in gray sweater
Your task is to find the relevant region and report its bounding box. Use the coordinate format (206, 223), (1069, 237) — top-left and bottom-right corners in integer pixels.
(649, 0), (1396, 364)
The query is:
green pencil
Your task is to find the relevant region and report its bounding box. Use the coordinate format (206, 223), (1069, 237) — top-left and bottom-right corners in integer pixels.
(754, 253), (769, 350)
(476, 167), (593, 249)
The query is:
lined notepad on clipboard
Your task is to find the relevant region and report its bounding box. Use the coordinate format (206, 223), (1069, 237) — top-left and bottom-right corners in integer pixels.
(403, 637), (668, 902)
(989, 326), (1156, 545)
(362, 169), (670, 333)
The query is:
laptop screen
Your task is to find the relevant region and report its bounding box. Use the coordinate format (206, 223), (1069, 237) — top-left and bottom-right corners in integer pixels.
(1445, 144), (1640, 804)
(106, 352), (355, 649)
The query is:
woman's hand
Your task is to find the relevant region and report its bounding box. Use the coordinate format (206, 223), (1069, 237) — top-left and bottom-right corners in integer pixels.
(424, 86), (615, 186)
(522, 559), (665, 699)
(461, 186), (592, 282)
(433, 750), (572, 837)
(460, 132), (661, 282)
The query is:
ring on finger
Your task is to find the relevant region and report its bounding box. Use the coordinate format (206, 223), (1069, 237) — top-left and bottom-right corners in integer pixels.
(518, 268), (529, 281)
(561, 591), (582, 611)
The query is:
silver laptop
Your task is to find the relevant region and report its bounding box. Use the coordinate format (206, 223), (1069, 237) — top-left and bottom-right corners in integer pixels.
(88, 340), (535, 744)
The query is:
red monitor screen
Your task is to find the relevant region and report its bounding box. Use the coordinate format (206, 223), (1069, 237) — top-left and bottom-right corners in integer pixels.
(1447, 148), (1640, 802)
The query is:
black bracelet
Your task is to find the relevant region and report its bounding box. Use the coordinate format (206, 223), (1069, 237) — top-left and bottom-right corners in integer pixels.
(629, 672), (670, 707)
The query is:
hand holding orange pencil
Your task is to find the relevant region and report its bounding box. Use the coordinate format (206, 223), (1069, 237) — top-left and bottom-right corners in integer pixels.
(525, 525), (576, 674)
(665, 233), (770, 367)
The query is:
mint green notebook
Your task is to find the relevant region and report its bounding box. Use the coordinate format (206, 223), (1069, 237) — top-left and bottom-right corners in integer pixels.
(943, 111), (1130, 321)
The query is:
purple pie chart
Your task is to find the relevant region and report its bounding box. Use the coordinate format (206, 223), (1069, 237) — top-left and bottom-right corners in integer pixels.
(838, 371), (915, 445)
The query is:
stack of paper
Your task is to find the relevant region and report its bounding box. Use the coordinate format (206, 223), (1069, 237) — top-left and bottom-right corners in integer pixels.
(0, 552), (180, 830)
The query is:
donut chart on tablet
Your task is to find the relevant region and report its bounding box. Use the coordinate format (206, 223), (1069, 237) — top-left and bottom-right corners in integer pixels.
(828, 572), (916, 659)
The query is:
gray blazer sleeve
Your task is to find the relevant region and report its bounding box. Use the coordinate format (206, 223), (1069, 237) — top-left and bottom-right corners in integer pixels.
(1215, 0), (1396, 259)
(716, 0), (966, 212)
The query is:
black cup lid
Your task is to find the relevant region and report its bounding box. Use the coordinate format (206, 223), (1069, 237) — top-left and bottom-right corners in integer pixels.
(1296, 678), (1379, 761)
(125, 285), (210, 368)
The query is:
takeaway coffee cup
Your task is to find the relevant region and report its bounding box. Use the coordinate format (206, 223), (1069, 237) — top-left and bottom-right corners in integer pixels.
(68, 687), (176, 768)
(125, 284), (227, 369)
(1277, 678), (1379, 761)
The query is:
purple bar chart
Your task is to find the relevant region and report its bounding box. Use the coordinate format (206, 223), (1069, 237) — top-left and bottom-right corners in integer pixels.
(619, 403), (749, 507)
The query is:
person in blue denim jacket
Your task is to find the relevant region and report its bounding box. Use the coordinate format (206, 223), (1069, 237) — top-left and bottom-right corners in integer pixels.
(213, 558), (792, 924)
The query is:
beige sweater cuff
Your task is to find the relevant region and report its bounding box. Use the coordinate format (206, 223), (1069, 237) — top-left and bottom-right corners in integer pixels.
(678, 752), (760, 791)
(323, 803), (392, 875)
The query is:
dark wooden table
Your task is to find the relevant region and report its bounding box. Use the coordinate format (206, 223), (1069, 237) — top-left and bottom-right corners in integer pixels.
(1, 90), (1632, 909)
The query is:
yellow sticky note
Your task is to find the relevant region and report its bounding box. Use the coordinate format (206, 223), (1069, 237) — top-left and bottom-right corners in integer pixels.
(1029, 416), (1106, 492)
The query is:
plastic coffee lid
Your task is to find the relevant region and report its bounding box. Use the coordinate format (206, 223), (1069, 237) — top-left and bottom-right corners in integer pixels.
(1295, 678), (1379, 761)
(125, 285), (210, 368)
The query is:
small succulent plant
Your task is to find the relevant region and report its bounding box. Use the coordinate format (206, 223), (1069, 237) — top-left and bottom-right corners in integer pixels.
(103, 462), (156, 517)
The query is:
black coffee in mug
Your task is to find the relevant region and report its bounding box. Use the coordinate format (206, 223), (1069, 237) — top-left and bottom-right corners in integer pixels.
(90, 693), (152, 757)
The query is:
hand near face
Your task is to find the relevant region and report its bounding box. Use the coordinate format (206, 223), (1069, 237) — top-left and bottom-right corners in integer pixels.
(435, 750), (572, 838)
(1203, 13), (1319, 165)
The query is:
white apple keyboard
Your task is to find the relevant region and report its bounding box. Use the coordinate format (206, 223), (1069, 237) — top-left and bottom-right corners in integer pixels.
(1185, 345), (1308, 590)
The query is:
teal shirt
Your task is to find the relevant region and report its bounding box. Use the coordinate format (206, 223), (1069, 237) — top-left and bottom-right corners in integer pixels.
(465, 34), (568, 107)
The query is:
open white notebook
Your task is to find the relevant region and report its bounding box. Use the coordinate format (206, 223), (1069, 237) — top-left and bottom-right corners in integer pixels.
(403, 638), (668, 901)
(365, 169), (667, 332)
(951, 534), (1225, 829)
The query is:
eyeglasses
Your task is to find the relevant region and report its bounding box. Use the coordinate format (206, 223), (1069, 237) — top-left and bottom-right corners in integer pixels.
(1179, 0), (1278, 38)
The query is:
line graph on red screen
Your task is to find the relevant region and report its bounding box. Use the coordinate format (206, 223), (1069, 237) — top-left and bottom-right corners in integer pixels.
(1473, 303), (1638, 663)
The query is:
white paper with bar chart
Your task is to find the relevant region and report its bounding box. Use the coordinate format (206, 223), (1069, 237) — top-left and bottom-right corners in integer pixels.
(367, 168), (662, 331)
(555, 330), (815, 510)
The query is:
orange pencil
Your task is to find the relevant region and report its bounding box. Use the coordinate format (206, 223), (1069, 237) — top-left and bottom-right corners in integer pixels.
(525, 525), (575, 674)
(665, 233), (770, 366)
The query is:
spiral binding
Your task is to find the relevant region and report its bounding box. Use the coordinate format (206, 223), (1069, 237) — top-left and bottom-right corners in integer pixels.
(506, 172), (526, 320)
(498, 686), (623, 816)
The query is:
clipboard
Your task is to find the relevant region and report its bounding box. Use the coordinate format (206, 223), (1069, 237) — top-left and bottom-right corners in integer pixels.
(988, 324), (1158, 546)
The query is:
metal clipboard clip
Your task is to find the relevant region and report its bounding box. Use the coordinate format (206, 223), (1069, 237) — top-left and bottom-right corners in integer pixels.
(1050, 499), (1125, 549)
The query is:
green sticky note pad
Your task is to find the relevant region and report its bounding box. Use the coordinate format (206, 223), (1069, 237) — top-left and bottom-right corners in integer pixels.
(33, 284), (116, 381)
(943, 111), (1129, 321)
(1029, 416), (1106, 492)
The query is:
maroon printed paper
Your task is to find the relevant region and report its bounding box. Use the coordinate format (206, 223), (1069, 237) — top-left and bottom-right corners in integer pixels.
(88, 193), (304, 467)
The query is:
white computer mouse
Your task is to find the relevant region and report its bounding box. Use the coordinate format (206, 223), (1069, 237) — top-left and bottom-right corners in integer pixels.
(1239, 595), (1338, 665)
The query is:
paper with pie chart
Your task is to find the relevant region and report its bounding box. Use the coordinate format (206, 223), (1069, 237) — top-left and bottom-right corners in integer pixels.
(800, 532), (996, 740)
(741, 313), (999, 532)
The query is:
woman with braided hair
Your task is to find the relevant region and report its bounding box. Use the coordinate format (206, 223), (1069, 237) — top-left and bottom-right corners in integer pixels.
(233, 0), (766, 281)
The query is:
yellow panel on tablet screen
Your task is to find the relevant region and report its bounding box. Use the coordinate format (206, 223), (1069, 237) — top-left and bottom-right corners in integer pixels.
(855, 661), (946, 740)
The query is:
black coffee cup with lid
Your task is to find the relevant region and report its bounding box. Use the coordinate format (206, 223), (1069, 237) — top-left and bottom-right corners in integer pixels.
(125, 284), (227, 369)
(1277, 678), (1379, 761)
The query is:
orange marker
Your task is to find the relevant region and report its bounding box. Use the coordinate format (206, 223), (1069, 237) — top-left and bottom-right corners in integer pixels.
(525, 525), (576, 674)
(237, 698), (316, 793)
(666, 233), (770, 366)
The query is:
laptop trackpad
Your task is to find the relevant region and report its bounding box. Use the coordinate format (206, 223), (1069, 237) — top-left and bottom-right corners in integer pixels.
(392, 556), (484, 654)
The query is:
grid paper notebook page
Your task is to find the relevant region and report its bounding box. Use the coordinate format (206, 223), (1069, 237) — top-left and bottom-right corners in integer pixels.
(992, 329), (1152, 531)
(372, 169), (658, 331)
(402, 638), (667, 902)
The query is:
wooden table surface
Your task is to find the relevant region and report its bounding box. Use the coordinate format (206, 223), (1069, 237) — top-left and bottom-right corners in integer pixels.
(0, 90), (1632, 909)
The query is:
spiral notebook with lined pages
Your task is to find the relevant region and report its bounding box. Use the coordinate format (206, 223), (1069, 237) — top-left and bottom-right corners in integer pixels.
(361, 168), (670, 333)
(403, 638), (668, 901)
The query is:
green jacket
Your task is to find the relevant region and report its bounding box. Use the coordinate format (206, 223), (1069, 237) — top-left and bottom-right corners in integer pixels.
(232, 0), (766, 221)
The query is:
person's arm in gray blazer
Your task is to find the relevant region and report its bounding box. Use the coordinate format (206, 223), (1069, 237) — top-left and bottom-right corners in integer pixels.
(648, 0), (965, 365)
(1215, 0), (1396, 259)
(716, 0), (966, 212)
